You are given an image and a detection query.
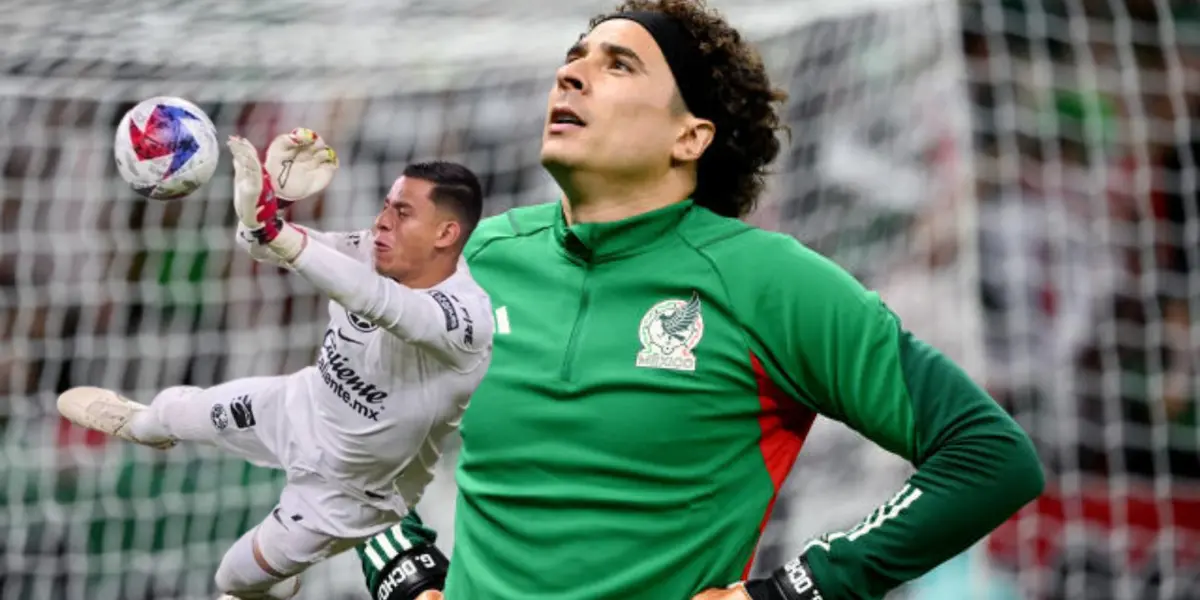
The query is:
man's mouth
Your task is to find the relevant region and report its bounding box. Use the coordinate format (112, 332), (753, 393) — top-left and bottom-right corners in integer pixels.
(548, 105), (586, 133)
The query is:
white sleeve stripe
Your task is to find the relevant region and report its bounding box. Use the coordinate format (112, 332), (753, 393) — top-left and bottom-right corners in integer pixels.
(802, 484), (924, 553)
(376, 531), (399, 558)
(802, 536), (832, 553)
(390, 524), (414, 550)
(495, 306), (511, 334)
(363, 545), (386, 570)
(847, 485), (922, 541)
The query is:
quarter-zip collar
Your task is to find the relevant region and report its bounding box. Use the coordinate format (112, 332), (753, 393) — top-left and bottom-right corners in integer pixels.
(553, 199), (694, 263)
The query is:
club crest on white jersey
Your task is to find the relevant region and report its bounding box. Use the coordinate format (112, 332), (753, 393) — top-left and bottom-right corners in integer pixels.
(345, 308), (379, 333)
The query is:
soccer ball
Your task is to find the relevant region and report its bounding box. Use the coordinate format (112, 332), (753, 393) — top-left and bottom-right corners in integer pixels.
(114, 96), (219, 200)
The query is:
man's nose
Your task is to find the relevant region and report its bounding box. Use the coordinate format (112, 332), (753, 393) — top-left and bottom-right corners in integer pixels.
(374, 210), (392, 232)
(555, 62), (587, 93)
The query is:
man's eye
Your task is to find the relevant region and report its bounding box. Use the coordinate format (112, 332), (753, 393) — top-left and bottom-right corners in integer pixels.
(612, 60), (631, 71)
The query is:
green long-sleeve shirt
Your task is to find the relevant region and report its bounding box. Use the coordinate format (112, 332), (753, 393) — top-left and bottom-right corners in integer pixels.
(363, 199), (1043, 599)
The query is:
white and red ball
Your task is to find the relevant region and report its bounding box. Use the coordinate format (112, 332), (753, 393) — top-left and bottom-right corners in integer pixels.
(114, 96), (219, 200)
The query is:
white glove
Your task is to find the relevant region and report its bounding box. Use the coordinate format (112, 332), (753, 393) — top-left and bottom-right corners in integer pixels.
(227, 128), (339, 262)
(265, 127), (340, 202)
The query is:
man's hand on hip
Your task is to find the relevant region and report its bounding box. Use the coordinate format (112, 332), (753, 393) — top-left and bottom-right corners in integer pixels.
(693, 583), (753, 600)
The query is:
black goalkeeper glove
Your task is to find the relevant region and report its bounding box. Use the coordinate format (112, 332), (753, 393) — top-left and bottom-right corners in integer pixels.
(743, 555), (827, 600)
(371, 542), (450, 600)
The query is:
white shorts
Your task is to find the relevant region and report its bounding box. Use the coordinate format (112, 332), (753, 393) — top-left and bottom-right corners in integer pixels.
(162, 376), (400, 539)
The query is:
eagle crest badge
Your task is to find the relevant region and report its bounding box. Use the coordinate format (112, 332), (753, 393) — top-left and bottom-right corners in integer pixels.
(636, 292), (704, 372)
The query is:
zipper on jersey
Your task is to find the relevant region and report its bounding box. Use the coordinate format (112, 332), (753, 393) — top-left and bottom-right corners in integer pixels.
(560, 262), (592, 382)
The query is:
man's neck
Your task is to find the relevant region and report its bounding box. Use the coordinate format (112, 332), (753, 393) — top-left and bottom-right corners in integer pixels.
(557, 169), (693, 225)
(396, 256), (458, 290)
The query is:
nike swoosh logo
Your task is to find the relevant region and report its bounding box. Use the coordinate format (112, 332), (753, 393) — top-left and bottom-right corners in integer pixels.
(272, 507), (290, 530)
(336, 328), (364, 345)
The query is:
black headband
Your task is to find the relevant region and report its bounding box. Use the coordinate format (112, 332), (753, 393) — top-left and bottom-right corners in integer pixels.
(596, 11), (715, 120)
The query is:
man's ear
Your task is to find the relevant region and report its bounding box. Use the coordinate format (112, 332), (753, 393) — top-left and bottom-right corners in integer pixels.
(434, 219), (462, 250)
(672, 117), (716, 163)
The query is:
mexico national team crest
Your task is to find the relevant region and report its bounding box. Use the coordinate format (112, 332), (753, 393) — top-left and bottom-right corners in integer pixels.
(636, 292), (704, 372)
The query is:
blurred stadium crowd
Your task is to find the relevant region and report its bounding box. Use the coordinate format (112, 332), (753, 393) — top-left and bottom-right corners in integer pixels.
(971, 1), (1200, 596)
(0, 0), (1197, 598)
(765, 2), (1200, 598)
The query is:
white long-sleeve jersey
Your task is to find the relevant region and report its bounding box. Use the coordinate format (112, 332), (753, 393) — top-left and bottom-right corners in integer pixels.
(236, 224), (493, 515)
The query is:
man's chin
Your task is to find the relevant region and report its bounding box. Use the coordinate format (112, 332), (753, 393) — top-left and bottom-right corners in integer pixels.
(539, 146), (582, 173)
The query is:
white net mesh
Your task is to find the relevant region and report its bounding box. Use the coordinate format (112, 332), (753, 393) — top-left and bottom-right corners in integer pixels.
(15, 0), (1196, 599)
(952, 1), (1200, 599)
(2, 0), (976, 598)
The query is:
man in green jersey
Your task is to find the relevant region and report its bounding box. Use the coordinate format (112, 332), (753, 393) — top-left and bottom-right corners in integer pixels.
(355, 1), (1045, 599)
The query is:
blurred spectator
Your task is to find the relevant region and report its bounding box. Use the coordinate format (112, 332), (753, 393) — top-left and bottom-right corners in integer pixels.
(979, 90), (1123, 436)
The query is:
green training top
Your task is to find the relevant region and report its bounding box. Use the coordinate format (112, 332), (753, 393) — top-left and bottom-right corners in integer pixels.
(387, 199), (1043, 600)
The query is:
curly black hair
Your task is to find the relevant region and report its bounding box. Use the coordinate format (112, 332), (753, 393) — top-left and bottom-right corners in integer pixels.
(590, 0), (788, 219)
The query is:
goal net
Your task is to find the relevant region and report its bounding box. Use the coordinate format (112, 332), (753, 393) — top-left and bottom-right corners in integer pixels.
(2, 0), (1193, 599)
(954, 2), (1200, 599)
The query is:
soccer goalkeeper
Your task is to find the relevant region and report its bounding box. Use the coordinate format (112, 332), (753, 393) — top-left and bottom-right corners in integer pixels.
(57, 133), (492, 599)
(355, 1), (1045, 599)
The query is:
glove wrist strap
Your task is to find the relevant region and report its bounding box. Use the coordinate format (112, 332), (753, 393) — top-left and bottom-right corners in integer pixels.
(743, 555), (826, 600)
(372, 542), (449, 600)
(267, 222), (307, 263)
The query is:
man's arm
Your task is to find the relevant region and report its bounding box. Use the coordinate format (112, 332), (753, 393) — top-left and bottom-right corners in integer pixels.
(730, 234), (1044, 600)
(225, 133), (489, 372)
(234, 222), (368, 269)
(357, 511), (448, 600)
(286, 237), (491, 372)
(358, 512), (450, 600)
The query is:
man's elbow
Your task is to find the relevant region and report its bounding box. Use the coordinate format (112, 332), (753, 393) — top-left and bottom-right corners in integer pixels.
(1005, 424), (1045, 509)
(337, 282), (391, 322)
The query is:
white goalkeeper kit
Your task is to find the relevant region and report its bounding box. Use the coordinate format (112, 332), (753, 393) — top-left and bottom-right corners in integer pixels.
(57, 130), (492, 598)
(214, 224), (492, 535)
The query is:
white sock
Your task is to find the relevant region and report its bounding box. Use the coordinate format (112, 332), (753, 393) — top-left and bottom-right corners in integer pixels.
(128, 410), (170, 443)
